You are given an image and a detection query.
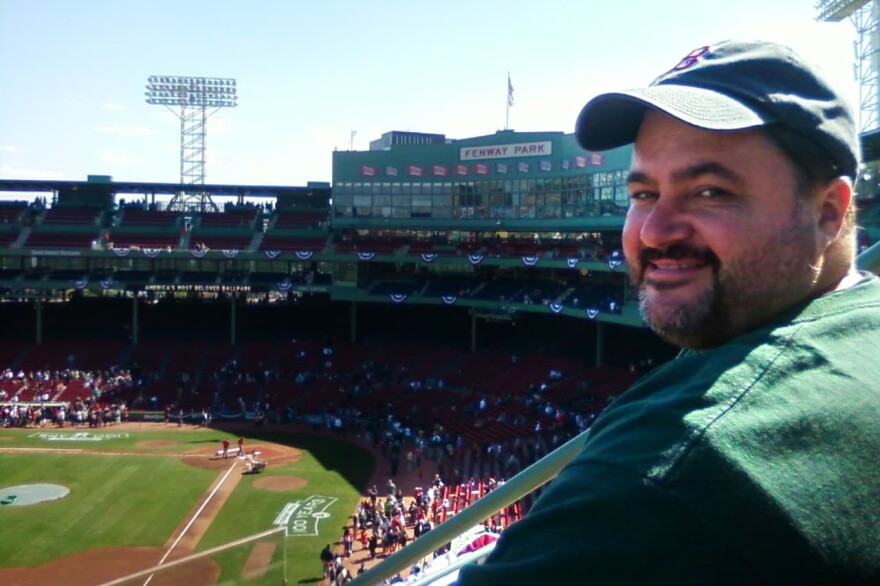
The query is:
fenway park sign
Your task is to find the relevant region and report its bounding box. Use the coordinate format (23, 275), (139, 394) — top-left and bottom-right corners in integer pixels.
(460, 141), (552, 161)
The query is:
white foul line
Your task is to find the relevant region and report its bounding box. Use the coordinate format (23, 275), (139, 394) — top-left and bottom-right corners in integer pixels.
(142, 460), (239, 586)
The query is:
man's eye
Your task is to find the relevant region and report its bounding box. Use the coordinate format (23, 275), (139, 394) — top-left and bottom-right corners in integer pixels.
(629, 191), (656, 201)
(696, 187), (730, 198)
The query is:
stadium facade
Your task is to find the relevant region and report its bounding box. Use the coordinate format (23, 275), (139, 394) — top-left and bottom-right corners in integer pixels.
(0, 124), (876, 370)
(332, 129), (632, 231)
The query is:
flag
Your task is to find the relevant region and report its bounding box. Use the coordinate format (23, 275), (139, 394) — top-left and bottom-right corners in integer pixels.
(497, 163), (508, 174)
(360, 165), (377, 176)
(475, 163), (489, 175)
(540, 160), (552, 171)
(385, 166), (398, 176)
(507, 74), (514, 107)
(518, 161), (529, 173)
(432, 165), (448, 176)
(455, 164), (468, 176)
(408, 165), (424, 176)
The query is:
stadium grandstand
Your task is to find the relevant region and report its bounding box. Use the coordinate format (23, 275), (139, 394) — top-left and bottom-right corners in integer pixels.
(1, 126), (878, 584)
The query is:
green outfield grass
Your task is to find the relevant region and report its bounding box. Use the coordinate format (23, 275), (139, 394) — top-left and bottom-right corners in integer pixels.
(0, 426), (375, 585)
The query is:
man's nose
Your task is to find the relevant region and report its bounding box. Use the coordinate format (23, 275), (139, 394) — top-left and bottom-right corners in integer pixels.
(638, 200), (694, 249)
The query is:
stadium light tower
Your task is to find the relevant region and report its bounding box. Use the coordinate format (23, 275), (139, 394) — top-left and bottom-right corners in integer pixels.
(816, 0), (879, 132)
(145, 75), (238, 212)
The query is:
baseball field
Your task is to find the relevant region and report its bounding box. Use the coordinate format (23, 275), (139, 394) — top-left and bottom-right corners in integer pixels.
(0, 422), (376, 585)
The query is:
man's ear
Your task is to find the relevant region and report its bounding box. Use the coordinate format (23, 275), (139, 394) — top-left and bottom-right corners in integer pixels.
(816, 177), (853, 242)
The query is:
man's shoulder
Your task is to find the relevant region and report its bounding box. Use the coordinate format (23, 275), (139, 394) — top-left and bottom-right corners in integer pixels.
(793, 271), (880, 324)
(577, 275), (880, 478)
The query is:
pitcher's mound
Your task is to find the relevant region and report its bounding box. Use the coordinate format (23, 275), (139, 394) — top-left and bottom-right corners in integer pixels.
(184, 444), (302, 470)
(252, 476), (307, 491)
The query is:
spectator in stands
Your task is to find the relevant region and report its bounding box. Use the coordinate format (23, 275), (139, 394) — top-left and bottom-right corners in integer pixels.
(319, 543), (334, 578)
(457, 40), (880, 584)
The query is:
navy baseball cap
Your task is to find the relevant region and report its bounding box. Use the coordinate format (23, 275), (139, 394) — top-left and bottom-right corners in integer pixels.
(574, 40), (859, 178)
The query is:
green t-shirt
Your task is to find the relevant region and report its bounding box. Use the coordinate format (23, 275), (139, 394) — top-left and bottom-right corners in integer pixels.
(457, 275), (880, 585)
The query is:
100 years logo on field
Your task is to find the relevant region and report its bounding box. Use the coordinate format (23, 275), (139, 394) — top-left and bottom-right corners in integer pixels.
(274, 495), (337, 537)
(29, 432), (129, 441)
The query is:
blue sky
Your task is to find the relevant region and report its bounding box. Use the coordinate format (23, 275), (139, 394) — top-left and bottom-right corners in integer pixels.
(0, 0), (860, 189)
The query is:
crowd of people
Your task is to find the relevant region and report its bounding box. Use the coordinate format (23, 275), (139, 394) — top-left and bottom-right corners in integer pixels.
(1, 398), (130, 429)
(0, 367), (133, 428)
(322, 470), (513, 585)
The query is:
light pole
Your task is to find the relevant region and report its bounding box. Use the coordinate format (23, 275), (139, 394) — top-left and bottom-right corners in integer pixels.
(145, 75), (238, 212)
(815, 0), (878, 133)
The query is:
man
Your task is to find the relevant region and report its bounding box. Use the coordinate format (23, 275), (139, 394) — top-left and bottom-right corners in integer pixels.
(320, 543), (334, 577)
(457, 40), (880, 585)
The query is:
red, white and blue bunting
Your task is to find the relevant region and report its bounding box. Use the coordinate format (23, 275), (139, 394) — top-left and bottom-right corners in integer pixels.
(112, 248), (130, 257)
(277, 279), (292, 292)
(521, 256), (539, 266)
(143, 248), (162, 258)
(389, 293), (407, 303)
(549, 302), (564, 313)
(420, 253), (438, 263)
(468, 254), (484, 265)
(607, 251), (623, 270)
(264, 250), (282, 260)
(586, 308), (600, 319)
(441, 295), (458, 305)
(190, 248), (208, 258)
(357, 252), (375, 261)
(221, 249), (239, 258)
(100, 277), (115, 290)
(566, 257), (580, 268)
(295, 251), (314, 260)
(73, 278), (88, 290)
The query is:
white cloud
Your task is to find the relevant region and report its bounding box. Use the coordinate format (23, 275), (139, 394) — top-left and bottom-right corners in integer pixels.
(0, 165), (63, 180)
(208, 154), (234, 167)
(103, 102), (126, 111)
(97, 124), (155, 136)
(151, 110), (179, 123)
(99, 149), (141, 165)
(0, 145), (19, 153)
(308, 126), (351, 151)
(207, 116), (231, 134)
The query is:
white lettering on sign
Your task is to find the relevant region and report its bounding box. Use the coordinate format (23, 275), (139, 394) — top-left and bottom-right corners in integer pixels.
(274, 495), (338, 537)
(460, 141), (552, 161)
(29, 432), (129, 441)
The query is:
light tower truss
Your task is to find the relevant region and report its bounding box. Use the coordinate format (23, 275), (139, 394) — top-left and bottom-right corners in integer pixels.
(145, 75), (238, 212)
(816, 0), (880, 133)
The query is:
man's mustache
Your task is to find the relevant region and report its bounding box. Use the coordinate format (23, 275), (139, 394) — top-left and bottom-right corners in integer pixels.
(638, 243), (720, 270)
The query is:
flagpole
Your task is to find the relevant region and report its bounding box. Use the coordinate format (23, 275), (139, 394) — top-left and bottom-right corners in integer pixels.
(506, 72), (510, 130)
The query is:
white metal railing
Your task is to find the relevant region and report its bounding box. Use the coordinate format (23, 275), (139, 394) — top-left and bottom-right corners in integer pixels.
(348, 430), (587, 585)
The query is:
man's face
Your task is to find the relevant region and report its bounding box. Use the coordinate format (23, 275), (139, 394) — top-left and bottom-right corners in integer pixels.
(623, 111), (824, 348)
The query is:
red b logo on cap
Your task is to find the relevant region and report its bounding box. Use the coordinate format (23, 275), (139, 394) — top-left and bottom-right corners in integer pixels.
(670, 46), (711, 71)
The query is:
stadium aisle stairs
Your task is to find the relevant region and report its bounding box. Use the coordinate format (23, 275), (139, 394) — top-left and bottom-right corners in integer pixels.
(12, 227), (30, 248)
